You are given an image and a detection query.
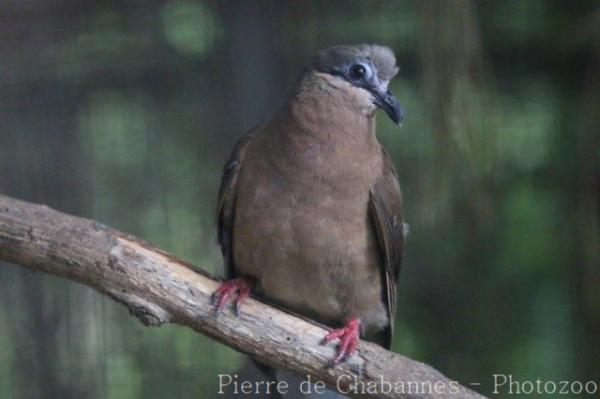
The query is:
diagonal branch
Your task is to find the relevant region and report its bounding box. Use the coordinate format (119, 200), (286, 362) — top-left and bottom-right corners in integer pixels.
(0, 193), (485, 399)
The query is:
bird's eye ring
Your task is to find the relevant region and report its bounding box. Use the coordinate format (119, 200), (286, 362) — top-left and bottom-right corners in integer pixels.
(349, 64), (367, 80)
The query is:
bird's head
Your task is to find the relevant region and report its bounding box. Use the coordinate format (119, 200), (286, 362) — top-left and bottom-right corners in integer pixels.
(305, 44), (404, 125)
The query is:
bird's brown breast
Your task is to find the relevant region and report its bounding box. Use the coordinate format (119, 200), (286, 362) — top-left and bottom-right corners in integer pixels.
(232, 105), (389, 332)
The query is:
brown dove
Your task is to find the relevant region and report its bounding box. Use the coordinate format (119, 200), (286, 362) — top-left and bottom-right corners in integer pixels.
(214, 44), (405, 366)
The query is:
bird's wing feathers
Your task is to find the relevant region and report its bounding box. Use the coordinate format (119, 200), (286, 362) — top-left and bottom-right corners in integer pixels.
(369, 147), (404, 349)
(216, 126), (260, 279)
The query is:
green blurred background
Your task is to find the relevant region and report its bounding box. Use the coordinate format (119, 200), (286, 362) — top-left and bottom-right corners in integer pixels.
(0, 1), (598, 398)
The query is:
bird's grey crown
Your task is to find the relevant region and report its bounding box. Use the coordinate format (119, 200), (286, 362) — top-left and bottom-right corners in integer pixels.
(310, 44), (399, 82)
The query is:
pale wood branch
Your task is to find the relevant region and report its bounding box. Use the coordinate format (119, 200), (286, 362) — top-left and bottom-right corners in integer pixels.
(0, 193), (485, 399)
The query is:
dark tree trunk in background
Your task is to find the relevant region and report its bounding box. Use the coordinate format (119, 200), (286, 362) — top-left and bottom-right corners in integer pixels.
(0, 3), (99, 398)
(415, 0), (499, 381)
(575, 22), (600, 382)
(0, 84), (95, 397)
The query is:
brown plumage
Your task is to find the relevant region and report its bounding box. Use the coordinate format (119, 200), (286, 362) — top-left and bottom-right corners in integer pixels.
(215, 44), (405, 364)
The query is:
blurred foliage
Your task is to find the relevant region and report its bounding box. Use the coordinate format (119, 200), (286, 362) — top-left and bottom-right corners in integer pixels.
(161, 0), (221, 57)
(0, 1), (598, 398)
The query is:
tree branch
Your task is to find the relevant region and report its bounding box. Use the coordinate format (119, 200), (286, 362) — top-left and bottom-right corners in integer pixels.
(0, 193), (485, 399)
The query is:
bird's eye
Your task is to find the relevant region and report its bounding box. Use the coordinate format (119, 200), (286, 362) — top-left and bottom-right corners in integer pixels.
(349, 64), (367, 80)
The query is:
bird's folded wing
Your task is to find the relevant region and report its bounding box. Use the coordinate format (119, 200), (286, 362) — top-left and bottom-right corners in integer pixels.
(368, 147), (405, 349)
(216, 125), (260, 279)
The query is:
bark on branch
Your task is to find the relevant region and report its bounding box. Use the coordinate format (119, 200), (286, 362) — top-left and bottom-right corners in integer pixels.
(0, 193), (485, 399)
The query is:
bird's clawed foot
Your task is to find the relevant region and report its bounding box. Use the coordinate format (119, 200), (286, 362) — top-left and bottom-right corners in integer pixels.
(211, 277), (252, 316)
(321, 317), (360, 367)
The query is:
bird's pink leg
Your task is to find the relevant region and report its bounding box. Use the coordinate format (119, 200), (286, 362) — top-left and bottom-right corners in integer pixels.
(321, 317), (360, 366)
(211, 277), (253, 316)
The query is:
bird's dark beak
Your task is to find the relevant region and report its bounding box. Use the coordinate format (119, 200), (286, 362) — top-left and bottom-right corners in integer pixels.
(372, 89), (404, 125)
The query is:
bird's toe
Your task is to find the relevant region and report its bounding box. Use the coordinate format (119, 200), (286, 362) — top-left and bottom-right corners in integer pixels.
(321, 317), (360, 367)
(212, 277), (252, 315)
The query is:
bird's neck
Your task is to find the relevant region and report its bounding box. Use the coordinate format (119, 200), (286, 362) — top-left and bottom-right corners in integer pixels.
(263, 77), (382, 184)
(275, 73), (379, 155)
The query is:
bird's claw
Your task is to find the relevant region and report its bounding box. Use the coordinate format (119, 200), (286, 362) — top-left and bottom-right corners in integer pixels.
(321, 317), (360, 367)
(211, 277), (252, 315)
